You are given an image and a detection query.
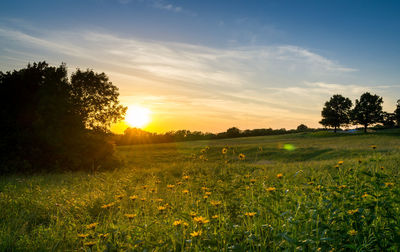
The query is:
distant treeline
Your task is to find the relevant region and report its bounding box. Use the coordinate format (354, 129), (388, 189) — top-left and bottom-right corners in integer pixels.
(114, 124), (316, 145)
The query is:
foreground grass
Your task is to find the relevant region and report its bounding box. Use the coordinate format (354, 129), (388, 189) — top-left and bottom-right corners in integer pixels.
(1, 131), (400, 251)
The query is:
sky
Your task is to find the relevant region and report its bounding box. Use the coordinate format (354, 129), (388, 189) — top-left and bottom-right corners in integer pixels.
(1, 0), (400, 133)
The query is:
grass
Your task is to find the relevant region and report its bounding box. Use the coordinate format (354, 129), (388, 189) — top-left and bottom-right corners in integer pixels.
(1, 130), (400, 251)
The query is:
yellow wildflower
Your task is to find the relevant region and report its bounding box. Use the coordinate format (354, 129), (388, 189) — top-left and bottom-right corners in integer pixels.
(129, 195), (138, 201)
(101, 202), (115, 209)
(266, 187), (276, 192)
(183, 175), (190, 180)
(385, 182), (394, 187)
(222, 148), (228, 154)
(182, 189), (189, 194)
(190, 230), (202, 237)
(201, 186), (209, 191)
(245, 212), (257, 217)
(158, 206), (167, 212)
(276, 173), (283, 179)
(86, 223), (98, 229)
(250, 179), (256, 184)
(77, 233), (88, 238)
(155, 198), (163, 202)
(167, 184), (175, 189)
(190, 212), (197, 217)
(338, 161), (344, 165)
(238, 153), (246, 160)
(142, 185), (148, 189)
(212, 215), (219, 219)
(370, 145), (377, 149)
(203, 195), (209, 199)
(347, 209), (358, 215)
(348, 229), (357, 236)
(140, 198), (147, 201)
(338, 185), (347, 190)
(98, 233), (109, 239)
(193, 216), (209, 224)
(115, 194), (124, 200)
(205, 191), (212, 196)
(125, 213), (137, 219)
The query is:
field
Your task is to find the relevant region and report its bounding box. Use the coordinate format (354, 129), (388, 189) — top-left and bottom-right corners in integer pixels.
(1, 130), (400, 251)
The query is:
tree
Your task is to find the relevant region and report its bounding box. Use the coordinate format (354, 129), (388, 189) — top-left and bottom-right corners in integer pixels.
(226, 127), (241, 138)
(395, 99), (400, 127)
(0, 62), (126, 173)
(319, 94), (352, 133)
(296, 124), (308, 131)
(70, 69), (127, 132)
(351, 92), (383, 133)
(382, 112), (396, 128)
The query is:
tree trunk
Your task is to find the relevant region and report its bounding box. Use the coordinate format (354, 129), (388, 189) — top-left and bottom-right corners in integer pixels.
(334, 126), (337, 133)
(364, 124), (367, 133)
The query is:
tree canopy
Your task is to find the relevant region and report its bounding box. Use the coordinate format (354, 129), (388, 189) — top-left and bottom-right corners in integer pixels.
(319, 94), (352, 132)
(351, 92), (383, 133)
(0, 62), (126, 173)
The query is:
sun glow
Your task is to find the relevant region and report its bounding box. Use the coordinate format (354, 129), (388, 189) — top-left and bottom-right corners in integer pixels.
(125, 106), (151, 128)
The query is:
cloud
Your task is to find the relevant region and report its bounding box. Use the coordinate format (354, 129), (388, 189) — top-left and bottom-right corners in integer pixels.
(0, 25), (383, 131)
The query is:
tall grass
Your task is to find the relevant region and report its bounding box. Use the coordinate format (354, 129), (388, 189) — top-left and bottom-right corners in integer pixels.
(1, 132), (400, 250)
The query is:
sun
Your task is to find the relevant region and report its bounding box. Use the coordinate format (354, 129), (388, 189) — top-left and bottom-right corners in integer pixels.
(125, 106), (151, 128)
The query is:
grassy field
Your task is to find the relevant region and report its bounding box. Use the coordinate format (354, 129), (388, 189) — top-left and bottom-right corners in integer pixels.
(1, 130), (400, 251)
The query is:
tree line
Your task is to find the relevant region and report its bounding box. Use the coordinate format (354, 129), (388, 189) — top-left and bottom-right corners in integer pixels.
(320, 93), (400, 132)
(114, 125), (314, 145)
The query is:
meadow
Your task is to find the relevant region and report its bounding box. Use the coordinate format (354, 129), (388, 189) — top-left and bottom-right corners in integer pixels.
(1, 130), (400, 251)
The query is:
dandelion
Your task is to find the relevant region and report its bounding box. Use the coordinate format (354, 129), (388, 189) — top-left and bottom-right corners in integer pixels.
(190, 230), (202, 237)
(266, 187), (276, 192)
(238, 153), (246, 160)
(245, 212), (257, 217)
(86, 223), (98, 229)
(182, 189), (189, 194)
(347, 209), (358, 215)
(77, 234), (88, 238)
(370, 145), (377, 149)
(193, 216), (209, 224)
(222, 148), (228, 154)
(125, 214), (137, 219)
(167, 184), (175, 189)
(348, 229), (357, 236)
(338, 161), (344, 165)
(101, 202), (115, 209)
(129, 195), (138, 201)
(210, 200), (222, 207)
(276, 173), (283, 179)
(84, 241), (96, 247)
(385, 182), (394, 187)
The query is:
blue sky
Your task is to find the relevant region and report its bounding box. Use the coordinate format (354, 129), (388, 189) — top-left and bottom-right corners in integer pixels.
(1, 0), (400, 132)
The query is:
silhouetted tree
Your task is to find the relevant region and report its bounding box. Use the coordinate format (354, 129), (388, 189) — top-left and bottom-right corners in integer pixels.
(381, 112), (396, 128)
(319, 94), (352, 133)
(351, 92), (383, 133)
(395, 99), (400, 127)
(297, 124), (308, 131)
(226, 127), (241, 138)
(0, 62), (126, 173)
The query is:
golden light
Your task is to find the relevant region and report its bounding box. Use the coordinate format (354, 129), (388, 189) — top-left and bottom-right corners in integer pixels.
(125, 106), (151, 128)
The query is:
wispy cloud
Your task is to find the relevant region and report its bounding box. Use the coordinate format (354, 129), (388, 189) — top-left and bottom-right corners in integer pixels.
(1, 24), (388, 132)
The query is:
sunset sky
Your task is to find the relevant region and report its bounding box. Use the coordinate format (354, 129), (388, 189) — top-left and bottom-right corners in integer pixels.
(1, 0), (400, 133)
